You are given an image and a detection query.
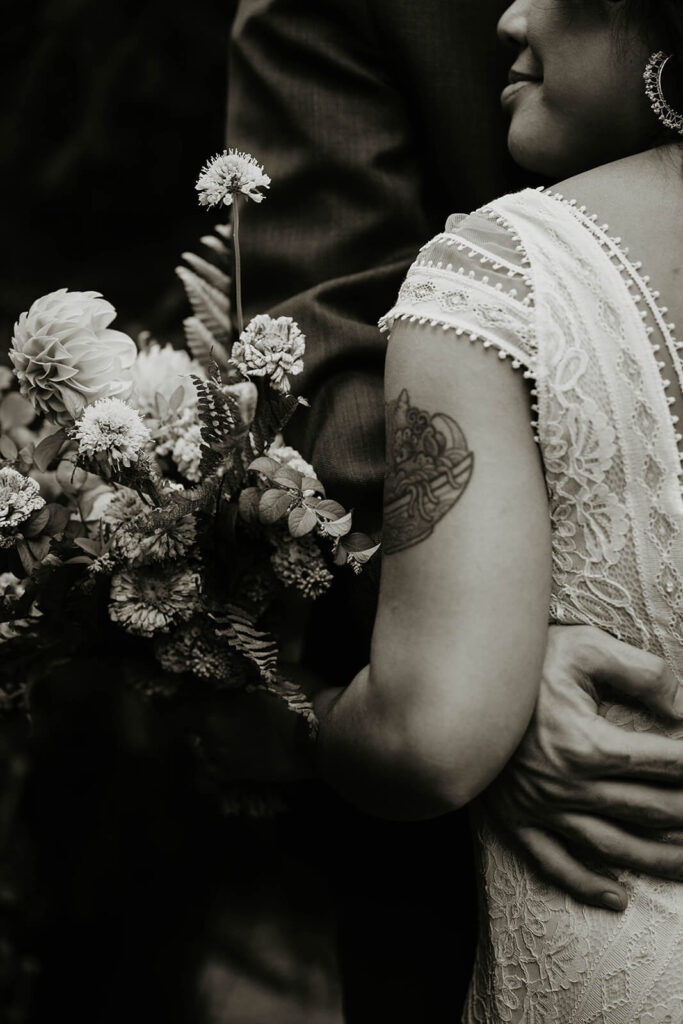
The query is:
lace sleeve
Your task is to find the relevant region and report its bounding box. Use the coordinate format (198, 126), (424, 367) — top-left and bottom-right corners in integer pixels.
(379, 208), (537, 375)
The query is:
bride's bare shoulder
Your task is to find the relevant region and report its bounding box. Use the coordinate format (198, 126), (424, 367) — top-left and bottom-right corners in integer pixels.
(552, 147), (683, 228)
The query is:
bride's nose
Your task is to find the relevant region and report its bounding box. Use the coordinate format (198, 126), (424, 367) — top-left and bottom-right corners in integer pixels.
(497, 0), (529, 49)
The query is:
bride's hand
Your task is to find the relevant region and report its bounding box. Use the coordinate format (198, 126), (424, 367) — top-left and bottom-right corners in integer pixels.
(485, 624), (683, 912)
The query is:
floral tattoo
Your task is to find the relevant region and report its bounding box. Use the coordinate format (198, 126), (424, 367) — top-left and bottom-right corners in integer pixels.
(383, 389), (474, 555)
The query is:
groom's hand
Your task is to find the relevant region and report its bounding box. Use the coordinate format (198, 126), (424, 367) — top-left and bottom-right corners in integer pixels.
(487, 625), (683, 911)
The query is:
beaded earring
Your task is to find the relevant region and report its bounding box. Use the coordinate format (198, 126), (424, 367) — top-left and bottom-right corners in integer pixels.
(643, 51), (683, 136)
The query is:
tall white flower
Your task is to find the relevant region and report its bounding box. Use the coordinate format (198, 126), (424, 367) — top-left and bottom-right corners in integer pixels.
(195, 149), (270, 208)
(232, 315), (305, 394)
(129, 342), (204, 417)
(0, 467), (46, 538)
(10, 290), (137, 425)
(74, 397), (150, 470)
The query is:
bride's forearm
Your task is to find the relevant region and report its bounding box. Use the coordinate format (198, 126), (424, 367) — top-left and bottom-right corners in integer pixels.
(312, 667), (460, 821)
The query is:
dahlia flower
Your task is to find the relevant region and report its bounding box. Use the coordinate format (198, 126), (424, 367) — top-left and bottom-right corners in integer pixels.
(129, 342), (204, 417)
(232, 315), (305, 394)
(195, 149), (270, 208)
(74, 397), (150, 470)
(112, 509), (197, 566)
(10, 290), (137, 425)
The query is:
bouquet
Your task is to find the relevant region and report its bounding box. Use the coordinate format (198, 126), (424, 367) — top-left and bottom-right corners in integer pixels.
(0, 150), (379, 736)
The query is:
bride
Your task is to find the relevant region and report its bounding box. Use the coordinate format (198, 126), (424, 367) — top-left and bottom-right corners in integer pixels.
(313, 0), (683, 1019)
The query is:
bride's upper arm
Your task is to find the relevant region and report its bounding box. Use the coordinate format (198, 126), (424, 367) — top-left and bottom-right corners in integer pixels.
(368, 317), (552, 807)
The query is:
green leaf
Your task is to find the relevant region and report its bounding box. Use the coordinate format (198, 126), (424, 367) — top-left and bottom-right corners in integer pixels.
(27, 536), (51, 561)
(288, 505), (317, 538)
(33, 428), (67, 472)
(0, 435), (18, 461)
(155, 392), (170, 420)
(272, 465), (303, 489)
(315, 499), (346, 521)
(56, 460), (89, 494)
(319, 510), (353, 538)
(248, 456), (279, 479)
(15, 540), (36, 575)
(301, 476), (325, 495)
(169, 384), (185, 412)
(258, 488), (294, 524)
(23, 506), (50, 538)
(63, 555), (93, 565)
(220, 605), (278, 682)
(0, 393), (35, 430)
(74, 536), (101, 557)
(237, 487), (261, 523)
(44, 504), (71, 537)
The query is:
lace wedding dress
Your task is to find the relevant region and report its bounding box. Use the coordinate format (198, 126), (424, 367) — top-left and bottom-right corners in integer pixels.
(380, 187), (683, 1023)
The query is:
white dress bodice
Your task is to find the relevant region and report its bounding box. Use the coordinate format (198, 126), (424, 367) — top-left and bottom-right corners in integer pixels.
(380, 187), (683, 1023)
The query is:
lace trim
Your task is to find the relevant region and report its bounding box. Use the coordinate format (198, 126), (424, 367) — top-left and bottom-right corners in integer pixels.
(429, 229), (534, 289)
(544, 188), (683, 484)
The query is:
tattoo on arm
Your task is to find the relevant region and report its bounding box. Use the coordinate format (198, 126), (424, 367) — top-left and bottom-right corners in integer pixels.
(383, 389), (474, 555)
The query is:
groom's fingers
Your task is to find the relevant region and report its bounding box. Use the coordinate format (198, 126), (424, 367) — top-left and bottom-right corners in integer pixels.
(553, 813), (683, 880)
(553, 625), (683, 720)
(513, 825), (628, 911)
(568, 779), (683, 828)
(578, 718), (683, 781)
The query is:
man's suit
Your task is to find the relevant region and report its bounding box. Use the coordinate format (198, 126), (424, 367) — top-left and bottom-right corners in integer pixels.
(227, 2), (528, 1017)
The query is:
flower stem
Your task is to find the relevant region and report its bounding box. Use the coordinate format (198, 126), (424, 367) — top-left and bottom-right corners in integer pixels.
(232, 199), (244, 338)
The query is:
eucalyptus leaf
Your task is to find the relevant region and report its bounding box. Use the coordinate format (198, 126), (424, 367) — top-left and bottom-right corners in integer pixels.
(320, 510), (353, 538)
(248, 456), (279, 479)
(272, 465), (303, 489)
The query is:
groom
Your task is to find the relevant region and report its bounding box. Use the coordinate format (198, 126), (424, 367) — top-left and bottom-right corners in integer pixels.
(226, 0), (683, 1018)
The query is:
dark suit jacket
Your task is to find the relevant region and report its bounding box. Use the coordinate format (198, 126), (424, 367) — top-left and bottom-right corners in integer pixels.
(227, 2), (529, 1019)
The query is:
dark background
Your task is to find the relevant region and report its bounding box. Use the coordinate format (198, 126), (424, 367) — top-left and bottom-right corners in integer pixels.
(2, 0), (235, 354)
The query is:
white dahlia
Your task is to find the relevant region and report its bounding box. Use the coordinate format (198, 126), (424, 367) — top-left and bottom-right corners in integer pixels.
(10, 290), (137, 426)
(129, 342), (204, 417)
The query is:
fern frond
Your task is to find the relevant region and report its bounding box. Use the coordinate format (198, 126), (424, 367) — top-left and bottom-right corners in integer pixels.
(180, 251), (231, 293)
(183, 316), (231, 371)
(175, 265), (232, 343)
(249, 676), (319, 737)
(192, 371), (247, 475)
(218, 605), (278, 682)
(199, 234), (231, 260)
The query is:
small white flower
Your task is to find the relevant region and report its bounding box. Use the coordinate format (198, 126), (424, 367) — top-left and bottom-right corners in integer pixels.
(129, 342), (204, 417)
(74, 397), (150, 469)
(196, 149), (270, 208)
(232, 314), (305, 394)
(0, 467), (46, 533)
(171, 424), (203, 483)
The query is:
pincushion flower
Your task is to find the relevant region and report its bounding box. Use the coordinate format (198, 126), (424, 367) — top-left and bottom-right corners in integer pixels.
(74, 397), (150, 470)
(129, 342), (204, 416)
(109, 566), (200, 637)
(232, 315), (305, 394)
(195, 149), (270, 208)
(0, 467), (46, 540)
(10, 290), (137, 425)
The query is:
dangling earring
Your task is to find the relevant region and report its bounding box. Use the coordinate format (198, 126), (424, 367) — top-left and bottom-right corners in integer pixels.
(643, 51), (683, 136)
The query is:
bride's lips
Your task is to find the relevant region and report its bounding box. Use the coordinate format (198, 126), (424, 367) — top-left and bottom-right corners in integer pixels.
(501, 69), (542, 107)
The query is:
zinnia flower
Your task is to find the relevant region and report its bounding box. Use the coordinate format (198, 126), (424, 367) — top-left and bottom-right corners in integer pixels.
(155, 619), (246, 687)
(112, 509), (197, 566)
(0, 467), (46, 540)
(109, 566), (200, 637)
(74, 397), (150, 470)
(195, 149), (270, 208)
(10, 290), (137, 425)
(232, 315), (305, 394)
(129, 342), (204, 417)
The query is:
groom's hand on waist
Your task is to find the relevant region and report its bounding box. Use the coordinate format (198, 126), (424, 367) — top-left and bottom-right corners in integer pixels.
(486, 624), (683, 912)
